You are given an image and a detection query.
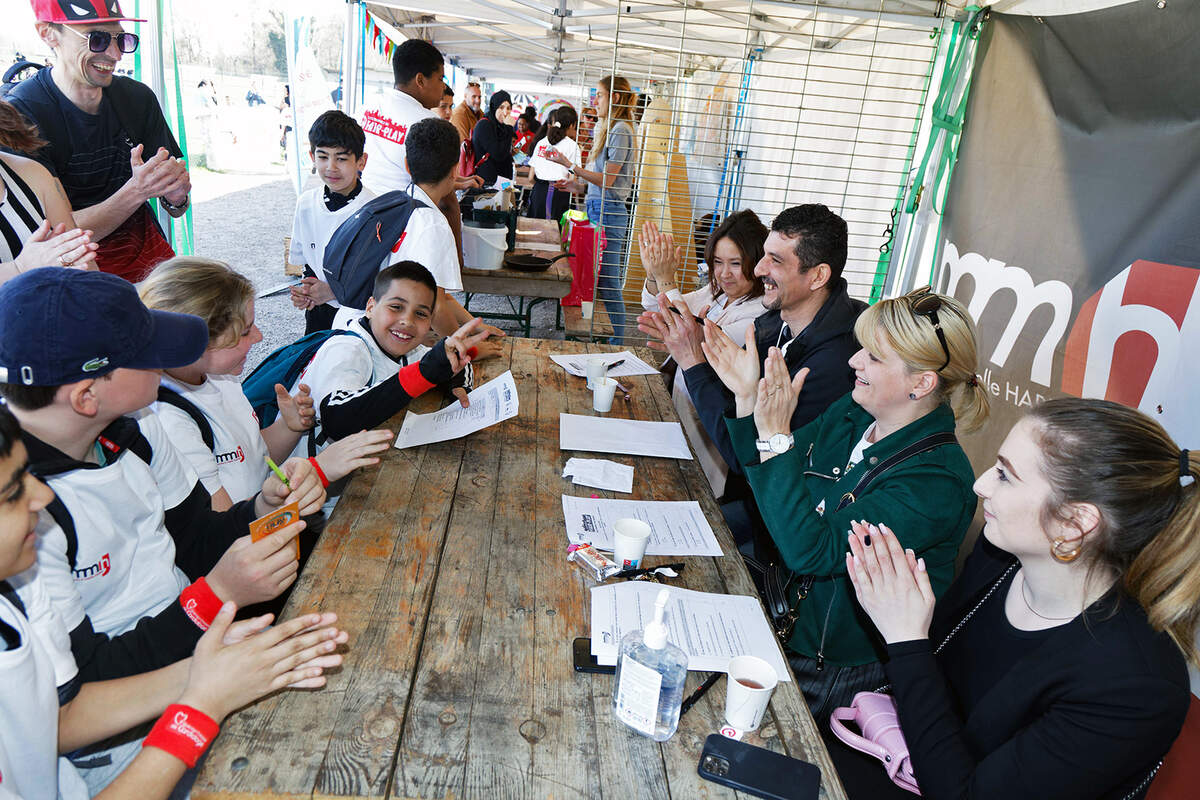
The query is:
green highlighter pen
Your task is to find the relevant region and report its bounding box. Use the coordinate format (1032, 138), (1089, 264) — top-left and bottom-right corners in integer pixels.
(264, 456), (291, 490)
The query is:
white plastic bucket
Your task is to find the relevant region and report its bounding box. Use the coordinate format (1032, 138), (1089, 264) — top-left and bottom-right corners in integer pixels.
(462, 224), (507, 270)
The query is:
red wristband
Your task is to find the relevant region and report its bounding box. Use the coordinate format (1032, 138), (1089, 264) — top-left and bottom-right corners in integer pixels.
(179, 578), (223, 631)
(397, 362), (435, 397)
(308, 456), (330, 488)
(143, 704), (219, 768)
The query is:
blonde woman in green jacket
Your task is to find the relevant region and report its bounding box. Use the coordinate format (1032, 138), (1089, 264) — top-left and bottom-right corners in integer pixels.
(702, 288), (989, 722)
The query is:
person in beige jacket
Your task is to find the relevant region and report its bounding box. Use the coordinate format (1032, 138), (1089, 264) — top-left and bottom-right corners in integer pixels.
(450, 83), (483, 143)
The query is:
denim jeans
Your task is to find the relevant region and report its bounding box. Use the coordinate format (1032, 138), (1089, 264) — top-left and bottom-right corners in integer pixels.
(585, 195), (629, 341)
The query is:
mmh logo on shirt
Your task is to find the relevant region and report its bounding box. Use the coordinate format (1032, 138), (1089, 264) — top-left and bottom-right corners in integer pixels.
(73, 553), (112, 581)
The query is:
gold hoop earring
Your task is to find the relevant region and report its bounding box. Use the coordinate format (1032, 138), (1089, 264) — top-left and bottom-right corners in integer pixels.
(1050, 537), (1081, 563)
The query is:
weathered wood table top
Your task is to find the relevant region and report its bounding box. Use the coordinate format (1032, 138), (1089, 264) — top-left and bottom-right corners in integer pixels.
(194, 338), (848, 800)
(460, 218), (572, 300)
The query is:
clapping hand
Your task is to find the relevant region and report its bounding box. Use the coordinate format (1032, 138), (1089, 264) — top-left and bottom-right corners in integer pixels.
(180, 604), (349, 722)
(701, 321), (762, 417)
(753, 349), (807, 444)
(845, 521), (935, 645)
(276, 383), (315, 433)
(13, 220), (98, 272)
(314, 429), (393, 483)
(650, 295), (706, 369)
(638, 221), (682, 288)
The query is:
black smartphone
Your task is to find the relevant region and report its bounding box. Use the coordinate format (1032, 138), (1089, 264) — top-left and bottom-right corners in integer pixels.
(572, 637), (615, 674)
(698, 734), (821, 800)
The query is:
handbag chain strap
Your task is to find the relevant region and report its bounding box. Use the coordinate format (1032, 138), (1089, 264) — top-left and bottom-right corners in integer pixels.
(874, 560), (1019, 693)
(875, 562), (1164, 800)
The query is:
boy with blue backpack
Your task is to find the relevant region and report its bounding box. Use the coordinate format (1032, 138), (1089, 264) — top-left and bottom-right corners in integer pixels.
(298, 116), (505, 346)
(252, 261), (491, 465)
(289, 110), (376, 334)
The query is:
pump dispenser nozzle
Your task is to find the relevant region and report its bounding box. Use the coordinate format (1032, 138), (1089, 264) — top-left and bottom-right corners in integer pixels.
(644, 588), (670, 649)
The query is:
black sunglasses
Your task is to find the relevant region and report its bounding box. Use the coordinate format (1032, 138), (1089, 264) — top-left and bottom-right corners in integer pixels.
(64, 26), (140, 54)
(905, 286), (951, 372)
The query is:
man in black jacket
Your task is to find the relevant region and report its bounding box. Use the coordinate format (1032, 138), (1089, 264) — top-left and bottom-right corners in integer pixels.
(642, 204), (864, 546)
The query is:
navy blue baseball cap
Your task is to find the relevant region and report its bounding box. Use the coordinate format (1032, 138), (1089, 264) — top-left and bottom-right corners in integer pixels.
(0, 268), (208, 386)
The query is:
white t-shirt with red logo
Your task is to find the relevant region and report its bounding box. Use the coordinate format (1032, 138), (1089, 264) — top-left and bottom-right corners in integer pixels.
(360, 89), (436, 193)
(155, 374), (272, 504)
(528, 135), (581, 182)
(330, 184), (462, 329)
(34, 412), (194, 637)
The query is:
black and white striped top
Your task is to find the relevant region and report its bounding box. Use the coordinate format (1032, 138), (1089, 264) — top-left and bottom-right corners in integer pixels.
(0, 158), (46, 264)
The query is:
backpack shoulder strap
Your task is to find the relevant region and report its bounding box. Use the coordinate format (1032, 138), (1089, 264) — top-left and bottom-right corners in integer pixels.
(45, 495), (80, 572)
(836, 431), (959, 512)
(157, 386), (215, 452)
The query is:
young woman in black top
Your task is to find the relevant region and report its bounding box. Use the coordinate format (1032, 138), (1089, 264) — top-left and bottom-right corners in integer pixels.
(839, 398), (1196, 799)
(470, 90), (514, 185)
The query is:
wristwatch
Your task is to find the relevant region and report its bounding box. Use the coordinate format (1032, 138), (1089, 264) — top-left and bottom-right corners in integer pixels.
(160, 194), (189, 213)
(755, 432), (794, 455)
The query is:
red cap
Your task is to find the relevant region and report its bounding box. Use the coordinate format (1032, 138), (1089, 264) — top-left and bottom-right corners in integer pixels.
(30, 0), (146, 25)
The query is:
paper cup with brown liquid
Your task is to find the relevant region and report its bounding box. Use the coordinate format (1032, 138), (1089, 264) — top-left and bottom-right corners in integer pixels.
(724, 655), (779, 731)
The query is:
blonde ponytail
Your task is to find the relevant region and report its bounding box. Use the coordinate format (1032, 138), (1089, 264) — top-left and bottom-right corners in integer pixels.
(1125, 452), (1200, 665)
(1028, 399), (1200, 666)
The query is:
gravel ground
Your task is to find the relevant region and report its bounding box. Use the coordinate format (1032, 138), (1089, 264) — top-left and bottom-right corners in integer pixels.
(190, 169), (564, 374)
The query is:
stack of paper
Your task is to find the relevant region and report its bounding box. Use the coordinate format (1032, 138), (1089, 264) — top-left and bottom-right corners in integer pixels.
(590, 582), (790, 678)
(562, 495), (722, 556)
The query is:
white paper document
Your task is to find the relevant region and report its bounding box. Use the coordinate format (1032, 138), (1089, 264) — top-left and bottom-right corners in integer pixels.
(559, 413), (693, 460)
(562, 495), (722, 556)
(590, 582), (790, 679)
(549, 351), (659, 378)
(562, 458), (634, 493)
(393, 371), (519, 450)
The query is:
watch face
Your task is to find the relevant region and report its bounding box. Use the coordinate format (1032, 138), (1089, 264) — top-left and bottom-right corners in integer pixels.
(770, 433), (791, 453)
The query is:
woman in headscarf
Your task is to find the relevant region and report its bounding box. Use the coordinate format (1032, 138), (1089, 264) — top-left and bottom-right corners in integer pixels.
(471, 90), (514, 185)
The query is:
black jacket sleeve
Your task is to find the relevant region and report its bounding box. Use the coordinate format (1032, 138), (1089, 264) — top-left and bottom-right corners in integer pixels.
(680, 360), (742, 475)
(471, 119), (514, 182)
(163, 482), (258, 580)
(319, 344), (459, 440)
(69, 602), (202, 682)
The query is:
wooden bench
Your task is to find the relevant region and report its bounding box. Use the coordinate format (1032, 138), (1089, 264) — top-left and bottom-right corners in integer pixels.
(562, 302), (614, 341)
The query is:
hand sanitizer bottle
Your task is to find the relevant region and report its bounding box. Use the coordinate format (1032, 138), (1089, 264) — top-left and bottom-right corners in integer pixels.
(611, 588), (688, 741)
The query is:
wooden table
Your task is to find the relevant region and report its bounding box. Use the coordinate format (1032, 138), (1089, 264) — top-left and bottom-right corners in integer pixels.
(461, 218), (571, 337)
(194, 339), (848, 800)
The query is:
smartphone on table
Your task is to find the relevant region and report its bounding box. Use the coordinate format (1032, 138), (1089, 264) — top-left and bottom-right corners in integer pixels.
(697, 734), (821, 800)
(572, 637), (616, 674)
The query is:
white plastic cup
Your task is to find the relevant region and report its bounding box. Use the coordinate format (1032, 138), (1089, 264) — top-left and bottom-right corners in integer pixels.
(724, 655), (778, 731)
(612, 518), (652, 569)
(592, 376), (618, 412)
(585, 357), (607, 389)
(581, 300), (595, 319)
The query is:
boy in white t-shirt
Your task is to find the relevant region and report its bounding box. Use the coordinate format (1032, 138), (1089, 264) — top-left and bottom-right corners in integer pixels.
(141, 258), (393, 509)
(293, 261), (492, 457)
(0, 404), (347, 800)
(289, 111), (376, 334)
(0, 269), (326, 792)
(320, 118), (504, 348)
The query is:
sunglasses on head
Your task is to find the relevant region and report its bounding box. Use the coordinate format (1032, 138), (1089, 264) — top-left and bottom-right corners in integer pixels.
(904, 286), (951, 372)
(63, 26), (140, 54)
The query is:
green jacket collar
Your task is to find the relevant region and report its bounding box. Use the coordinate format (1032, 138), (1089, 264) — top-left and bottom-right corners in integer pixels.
(841, 399), (958, 463)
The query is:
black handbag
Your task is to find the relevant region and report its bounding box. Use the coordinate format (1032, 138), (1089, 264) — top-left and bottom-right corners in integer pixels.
(744, 431), (959, 642)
